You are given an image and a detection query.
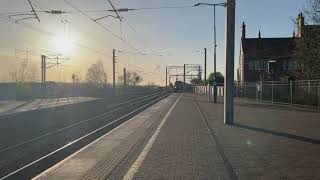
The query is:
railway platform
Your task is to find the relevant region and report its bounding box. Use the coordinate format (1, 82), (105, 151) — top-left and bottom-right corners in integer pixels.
(33, 93), (320, 180)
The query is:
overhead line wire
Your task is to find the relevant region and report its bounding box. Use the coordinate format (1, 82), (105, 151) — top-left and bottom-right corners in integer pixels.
(31, 0), (113, 56)
(0, 13), (110, 57)
(63, 0), (142, 54)
(0, 5), (204, 15)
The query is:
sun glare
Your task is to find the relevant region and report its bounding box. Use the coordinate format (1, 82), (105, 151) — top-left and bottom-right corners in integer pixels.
(54, 35), (74, 55)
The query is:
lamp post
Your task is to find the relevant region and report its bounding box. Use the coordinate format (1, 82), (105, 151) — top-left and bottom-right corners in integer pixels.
(195, 0), (236, 124)
(195, 2), (226, 103)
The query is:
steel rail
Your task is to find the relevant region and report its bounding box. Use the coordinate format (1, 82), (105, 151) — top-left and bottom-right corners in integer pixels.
(0, 92), (171, 180)
(0, 91), (167, 154)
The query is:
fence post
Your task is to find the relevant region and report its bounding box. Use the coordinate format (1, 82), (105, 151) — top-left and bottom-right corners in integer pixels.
(309, 80), (311, 102)
(271, 81), (274, 103)
(290, 80), (293, 109)
(244, 83), (247, 99)
(256, 83), (258, 101)
(260, 81), (263, 101)
(318, 81), (320, 110)
(208, 84), (211, 102)
(235, 83), (238, 97)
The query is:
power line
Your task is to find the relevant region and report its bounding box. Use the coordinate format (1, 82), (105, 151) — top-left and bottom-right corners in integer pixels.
(0, 4), (205, 15)
(1, 1), (181, 58)
(106, 0), (122, 21)
(94, 1), (138, 34)
(0, 14), (110, 57)
(32, 0), (114, 57)
(81, 5), (202, 13)
(33, 0), (113, 51)
(8, 0), (41, 22)
(123, 5), (199, 11)
(0, 15), (55, 37)
(116, 49), (167, 56)
(2, 2), (197, 57)
(122, 16), (137, 33)
(27, 0), (40, 22)
(63, 0), (142, 53)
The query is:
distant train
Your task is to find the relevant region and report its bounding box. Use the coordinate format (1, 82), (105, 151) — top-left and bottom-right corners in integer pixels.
(173, 81), (192, 93)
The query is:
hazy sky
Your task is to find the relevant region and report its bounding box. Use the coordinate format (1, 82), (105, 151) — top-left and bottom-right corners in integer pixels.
(0, 0), (307, 85)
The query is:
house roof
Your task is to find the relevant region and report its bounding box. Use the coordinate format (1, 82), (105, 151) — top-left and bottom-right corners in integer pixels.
(241, 37), (295, 60)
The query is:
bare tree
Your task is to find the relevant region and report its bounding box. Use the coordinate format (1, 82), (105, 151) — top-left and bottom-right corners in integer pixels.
(293, 0), (320, 79)
(85, 60), (108, 87)
(8, 61), (38, 83)
(118, 71), (143, 86)
(304, 0), (320, 24)
(28, 63), (38, 81)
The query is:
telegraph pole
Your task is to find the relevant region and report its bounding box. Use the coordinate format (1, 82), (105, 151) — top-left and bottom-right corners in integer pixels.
(41, 56), (43, 84)
(183, 64), (186, 92)
(204, 48), (207, 85)
(213, 5), (218, 103)
(194, 2), (226, 103)
(113, 49), (116, 88)
(198, 66), (201, 81)
(123, 68), (127, 86)
(166, 66), (168, 88)
(224, 0), (235, 125)
(41, 55), (46, 84)
(41, 55), (46, 97)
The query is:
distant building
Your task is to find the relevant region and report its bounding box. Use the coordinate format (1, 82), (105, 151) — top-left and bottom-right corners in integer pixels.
(237, 13), (319, 83)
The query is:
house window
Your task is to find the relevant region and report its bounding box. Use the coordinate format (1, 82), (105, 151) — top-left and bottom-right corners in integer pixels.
(283, 60), (288, 71)
(260, 60), (267, 70)
(249, 60), (268, 71)
(248, 61), (254, 70)
(254, 60), (260, 70)
(288, 60), (293, 71)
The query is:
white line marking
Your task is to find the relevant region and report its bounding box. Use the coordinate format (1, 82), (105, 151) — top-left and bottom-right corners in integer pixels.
(122, 94), (181, 180)
(32, 94), (172, 180)
(0, 92), (164, 154)
(0, 93), (170, 180)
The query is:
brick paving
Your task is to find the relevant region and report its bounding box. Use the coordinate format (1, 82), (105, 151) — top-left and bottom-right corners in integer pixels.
(130, 95), (232, 180)
(35, 93), (320, 180)
(196, 95), (320, 180)
(34, 95), (177, 180)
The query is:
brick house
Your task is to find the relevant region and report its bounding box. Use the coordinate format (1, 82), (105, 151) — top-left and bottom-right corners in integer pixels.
(237, 13), (312, 83)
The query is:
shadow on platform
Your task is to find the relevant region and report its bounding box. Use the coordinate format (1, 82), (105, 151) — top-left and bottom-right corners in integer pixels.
(233, 123), (320, 145)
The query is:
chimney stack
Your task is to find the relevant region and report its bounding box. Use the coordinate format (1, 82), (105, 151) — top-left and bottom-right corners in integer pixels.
(257, 30), (263, 49)
(296, 13), (305, 37)
(241, 22), (246, 39)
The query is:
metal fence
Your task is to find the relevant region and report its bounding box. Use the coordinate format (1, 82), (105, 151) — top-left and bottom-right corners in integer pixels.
(235, 80), (320, 108)
(193, 85), (224, 96)
(193, 80), (320, 109)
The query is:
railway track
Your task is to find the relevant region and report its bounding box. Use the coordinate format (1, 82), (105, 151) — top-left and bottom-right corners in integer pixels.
(0, 91), (171, 180)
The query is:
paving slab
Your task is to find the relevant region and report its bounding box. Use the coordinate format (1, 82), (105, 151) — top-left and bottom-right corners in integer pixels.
(124, 94), (233, 180)
(196, 94), (320, 180)
(34, 94), (234, 180)
(34, 93), (320, 180)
